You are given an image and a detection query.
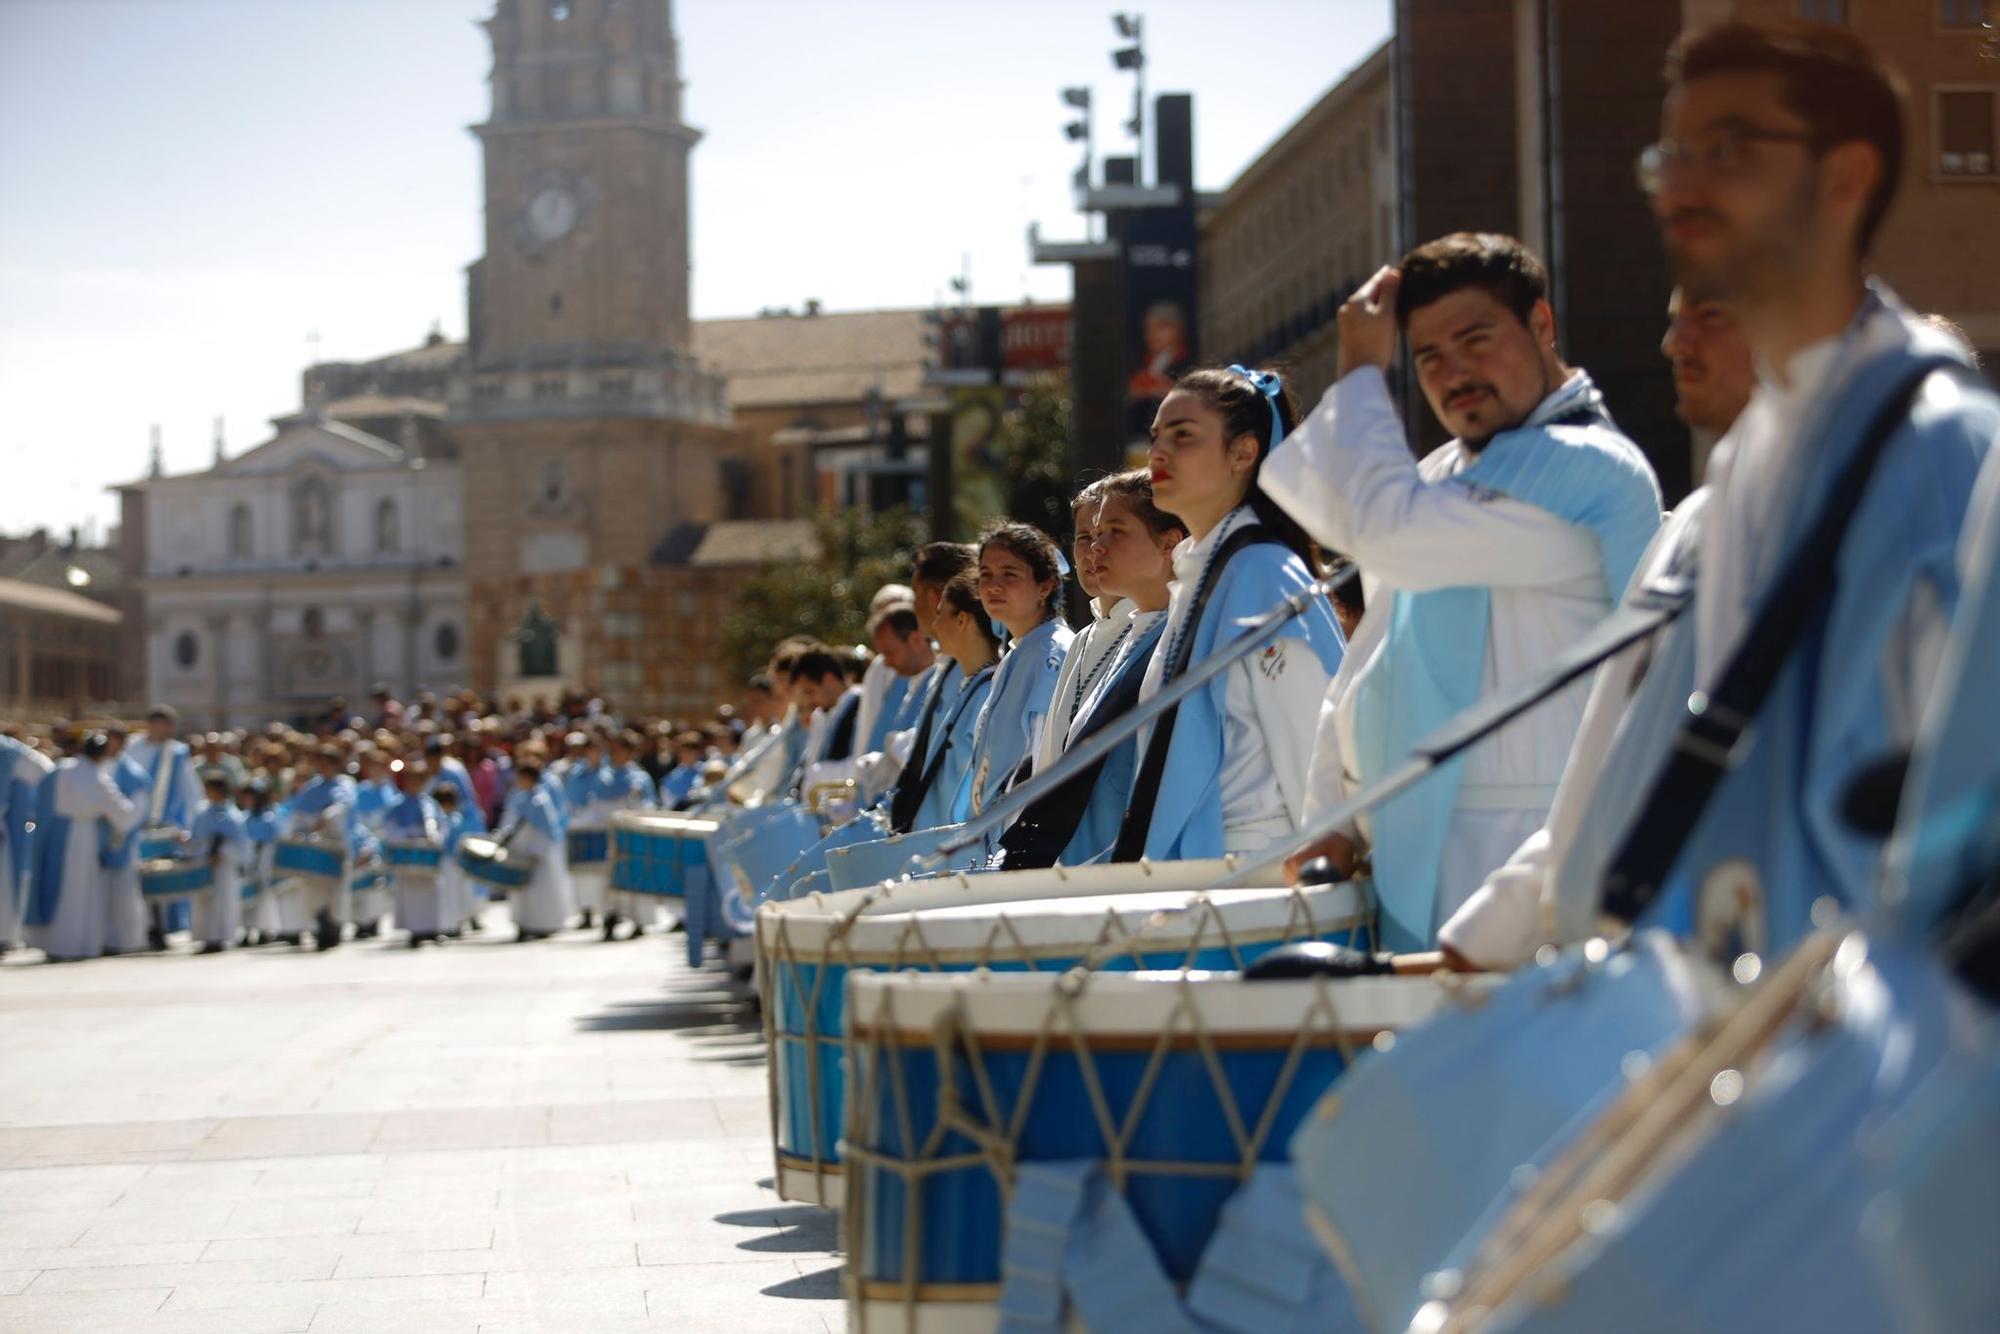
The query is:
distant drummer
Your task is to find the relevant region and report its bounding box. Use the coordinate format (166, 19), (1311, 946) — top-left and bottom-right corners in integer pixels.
(497, 759), (574, 942)
(384, 759), (448, 945)
(189, 773), (247, 954)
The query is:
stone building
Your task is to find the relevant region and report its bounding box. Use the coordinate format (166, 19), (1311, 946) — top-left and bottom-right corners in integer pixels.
(0, 577), (123, 721)
(116, 415), (467, 729)
(1198, 42), (1397, 409)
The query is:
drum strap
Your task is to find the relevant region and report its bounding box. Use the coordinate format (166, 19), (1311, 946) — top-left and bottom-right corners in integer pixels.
(1601, 359), (1965, 924)
(888, 663), (995, 834)
(1112, 525), (1277, 862)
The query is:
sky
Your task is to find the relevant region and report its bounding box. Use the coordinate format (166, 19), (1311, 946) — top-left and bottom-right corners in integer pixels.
(0, 0), (1391, 538)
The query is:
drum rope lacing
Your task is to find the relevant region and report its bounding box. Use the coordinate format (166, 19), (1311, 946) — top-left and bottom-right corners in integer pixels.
(758, 869), (1373, 1198)
(840, 966), (1390, 1318)
(1431, 928), (1846, 1331)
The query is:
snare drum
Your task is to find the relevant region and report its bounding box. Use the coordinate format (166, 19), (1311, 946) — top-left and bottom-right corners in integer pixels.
(138, 827), (182, 861)
(456, 835), (535, 890)
(757, 857), (1373, 1206)
(842, 967), (1480, 1333)
(383, 840), (444, 871)
(567, 825), (609, 867)
(138, 857), (213, 900)
(609, 811), (718, 900)
(274, 835), (344, 883)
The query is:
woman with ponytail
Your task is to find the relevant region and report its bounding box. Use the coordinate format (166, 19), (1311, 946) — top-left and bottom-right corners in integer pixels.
(1114, 364), (1346, 862)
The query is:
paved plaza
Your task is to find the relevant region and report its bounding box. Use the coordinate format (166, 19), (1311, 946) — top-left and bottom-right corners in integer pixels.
(0, 917), (842, 1332)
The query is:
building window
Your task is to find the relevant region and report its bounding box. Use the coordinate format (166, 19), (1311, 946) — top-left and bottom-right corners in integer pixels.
(1797, 0), (1847, 22)
(374, 497), (399, 553)
(1940, 0), (1986, 29)
(293, 476), (334, 555)
(302, 606), (325, 639)
(174, 631), (199, 670)
(1938, 89), (1997, 176)
(533, 375), (566, 401)
(434, 622), (461, 662)
(228, 502), (253, 559)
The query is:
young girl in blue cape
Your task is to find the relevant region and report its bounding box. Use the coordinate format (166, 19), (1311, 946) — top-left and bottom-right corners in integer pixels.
(906, 571), (1001, 833)
(1117, 365), (1346, 862)
(951, 523), (1075, 821)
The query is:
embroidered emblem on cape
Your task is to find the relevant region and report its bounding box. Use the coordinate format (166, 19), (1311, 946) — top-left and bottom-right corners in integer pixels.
(1455, 478), (1507, 505)
(1257, 641), (1287, 681)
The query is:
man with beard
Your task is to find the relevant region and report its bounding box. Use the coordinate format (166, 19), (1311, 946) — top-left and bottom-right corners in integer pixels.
(1664, 286), (1758, 480)
(1262, 233), (1664, 950)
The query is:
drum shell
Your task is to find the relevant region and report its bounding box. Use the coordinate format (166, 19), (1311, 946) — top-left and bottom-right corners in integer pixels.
(841, 968), (1478, 1316)
(138, 829), (182, 861)
(384, 840), (444, 870)
(756, 859), (1372, 1206)
(274, 836), (344, 883)
(567, 826), (609, 867)
(139, 858), (214, 899)
(455, 836), (535, 890)
(609, 811), (717, 900)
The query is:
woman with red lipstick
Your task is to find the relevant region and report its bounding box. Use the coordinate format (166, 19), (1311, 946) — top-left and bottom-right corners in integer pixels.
(1114, 366), (1347, 862)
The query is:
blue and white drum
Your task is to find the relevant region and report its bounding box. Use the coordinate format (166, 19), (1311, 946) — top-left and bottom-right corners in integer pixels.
(456, 835), (534, 890)
(383, 840), (444, 871)
(842, 967), (1483, 1332)
(609, 810), (718, 900)
(139, 857), (213, 900)
(274, 835), (343, 883)
(567, 825), (609, 867)
(138, 827), (182, 861)
(756, 857), (1373, 1206)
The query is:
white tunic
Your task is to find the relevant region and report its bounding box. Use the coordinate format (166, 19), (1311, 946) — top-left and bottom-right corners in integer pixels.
(1440, 302), (1956, 967)
(1139, 507), (1332, 850)
(39, 759), (140, 961)
(1264, 368), (1621, 925)
(1031, 598), (1134, 776)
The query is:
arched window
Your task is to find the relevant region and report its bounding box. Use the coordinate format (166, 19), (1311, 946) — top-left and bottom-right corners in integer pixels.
(434, 622), (461, 662)
(375, 497), (399, 554)
(228, 502), (253, 559)
(173, 631), (199, 670)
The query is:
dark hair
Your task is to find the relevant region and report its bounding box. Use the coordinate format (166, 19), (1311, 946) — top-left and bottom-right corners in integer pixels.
(1091, 468), (1188, 543)
(1167, 366), (1324, 574)
(82, 732), (110, 760)
(866, 604), (921, 639)
(791, 648), (846, 686)
(940, 569), (1003, 657)
(515, 760), (543, 783)
(1330, 562), (1366, 618)
(1394, 232), (1548, 328)
(434, 783), (459, 808)
(1666, 20), (1905, 256)
(747, 671), (773, 694)
(976, 521), (1066, 621)
(911, 541), (977, 588)
(769, 641), (825, 678)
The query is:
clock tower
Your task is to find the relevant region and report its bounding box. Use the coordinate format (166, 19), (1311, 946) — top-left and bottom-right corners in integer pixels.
(451, 0), (736, 698)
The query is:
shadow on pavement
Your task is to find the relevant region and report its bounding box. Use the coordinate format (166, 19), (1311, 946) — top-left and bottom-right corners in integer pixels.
(762, 1264), (842, 1300)
(716, 1205), (828, 1229)
(572, 991), (760, 1035)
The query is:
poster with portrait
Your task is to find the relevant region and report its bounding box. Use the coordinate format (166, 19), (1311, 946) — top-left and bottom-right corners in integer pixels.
(1121, 202), (1199, 462)
(948, 385), (1008, 540)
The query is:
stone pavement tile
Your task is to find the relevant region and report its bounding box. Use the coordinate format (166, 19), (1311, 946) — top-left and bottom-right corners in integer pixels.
(73, 1306), (317, 1334)
(74, 1202), (237, 1245)
(0, 1241), (206, 1270)
(24, 1254), (337, 1291)
(286, 1301), (487, 1334)
(0, 1208), (100, 1248)
(0, 1270), (34, 1296)
(332, 1239), (641, 1280)
(370, 1107), (552, 1154)
(544, 1097), (725, 1145)
(191, 1113), (387, 1162)
(212, 1198), (368, 1239)
(482, 1268), (655, 1313)
(162, 1271), (485, 1310)
(641, 1258), (841, 1327)
(0, 1177), (133, 1212)
(0, 1287), (175, 1327)
(0, 1118), (221, 1159)
(713, 1094), (775, 1135)
(198, 1224), (496, 1263)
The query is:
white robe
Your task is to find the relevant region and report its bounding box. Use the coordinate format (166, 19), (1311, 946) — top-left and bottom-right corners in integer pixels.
(1030, 599), (1134, 777)
(1265, 368), (1624, 924)
(501, 812), (574, 935)
(39, 759), (140, 961)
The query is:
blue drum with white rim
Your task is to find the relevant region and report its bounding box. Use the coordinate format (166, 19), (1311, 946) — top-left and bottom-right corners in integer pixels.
(756, 858), (1374, 1206)
(138, 828), (182, 861)
(383, 840), (444, 870)
(139, 858), (213, 900)
(567, 826), (609, 867)
(843, 967), (1481, 1332)
(456, 835), (534, 890)
(274, 835), (343, 883)
(609, 811), (717, 900)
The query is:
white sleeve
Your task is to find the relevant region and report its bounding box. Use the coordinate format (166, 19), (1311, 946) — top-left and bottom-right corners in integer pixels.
(1300, 684), (1355, 835)
(1244, 635), (1337, 829)
(1437, 827), (1555, 969)
(1261, 367), (1601, 590)
(95, 769), (143, 835)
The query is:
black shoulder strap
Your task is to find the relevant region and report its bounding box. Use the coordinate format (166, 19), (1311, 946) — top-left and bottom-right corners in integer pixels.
(824, 692), (860, 762)
(1111, 524), (1278, 862)
(883, 668), (950, 832)
(1601, 358), (1962, 922)
(888, 665), (993, 834)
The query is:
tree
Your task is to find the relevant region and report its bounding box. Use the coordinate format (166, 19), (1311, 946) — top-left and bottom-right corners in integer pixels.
(997, 371), (1074, 541)
(719, 505), (930, 682)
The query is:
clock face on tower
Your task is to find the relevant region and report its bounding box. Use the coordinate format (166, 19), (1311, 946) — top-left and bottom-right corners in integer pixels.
(526, 186), (579, 242)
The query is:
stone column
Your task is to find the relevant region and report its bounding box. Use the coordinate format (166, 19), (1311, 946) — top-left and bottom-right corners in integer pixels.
(205, 612), (230, 731)
(356, 607), (376, 698)
(400, 600), (421, 697)
(253, 604), (274, 723)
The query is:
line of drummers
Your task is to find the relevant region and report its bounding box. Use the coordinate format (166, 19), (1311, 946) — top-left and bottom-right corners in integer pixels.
(623, 24), (2000, 1333)
(0, 701), (746, 960)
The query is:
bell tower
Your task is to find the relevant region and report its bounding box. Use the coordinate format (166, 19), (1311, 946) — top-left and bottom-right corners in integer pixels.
(452, 0), (736, 700)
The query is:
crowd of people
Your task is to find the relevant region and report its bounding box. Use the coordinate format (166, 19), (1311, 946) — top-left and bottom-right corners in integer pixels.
(2, 20), (1996, 1007)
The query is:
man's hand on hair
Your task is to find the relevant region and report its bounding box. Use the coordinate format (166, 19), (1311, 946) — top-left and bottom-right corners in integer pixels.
(1337, 266), (1402, 380)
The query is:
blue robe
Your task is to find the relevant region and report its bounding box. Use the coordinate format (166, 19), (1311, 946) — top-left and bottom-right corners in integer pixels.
(599, 762), (659, 810)
(1549, 296), (1997, 954)
(289, 773), (367, 856)
(427, 757), (479, 812)
(1056, 615), (1169, 866)
(659, 764), (700, 807)
(24, 774), (65, 928)
(864, 673), (916, 754)
(127, 737), (199, 831)
(952, 618), (1073, 820)
(1136, 545), (1345, 861)
(914, 663), (996, 833)
(385, 791), (443, 840)
(1, 737), (46, 926)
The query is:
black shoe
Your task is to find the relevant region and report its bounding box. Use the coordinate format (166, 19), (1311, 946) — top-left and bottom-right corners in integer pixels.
(275, 932), (302, 948)
(666, 918), (686, 934)
(147, 925), (168, 952)
(463, 916), (482, 933)
(601, 912), (621, 941)
(198, 942), (226, 955)
(314, 910), (342, 950)
(579, 909), (596, 930)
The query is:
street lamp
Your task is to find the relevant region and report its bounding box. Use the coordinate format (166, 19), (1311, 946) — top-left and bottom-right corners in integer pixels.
(1061, 85), (1094, 233)
(1110, 13), (1145, 181)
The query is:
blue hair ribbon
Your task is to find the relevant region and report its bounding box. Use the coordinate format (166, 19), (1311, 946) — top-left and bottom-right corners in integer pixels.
(1227, 363), (1286, 452)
